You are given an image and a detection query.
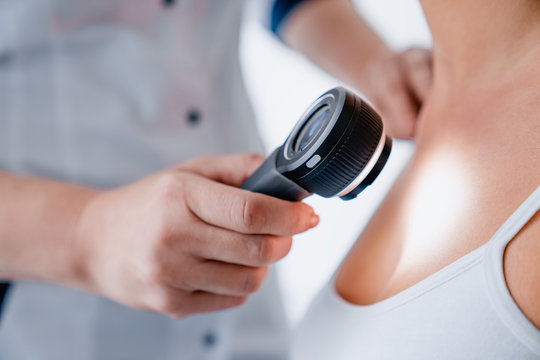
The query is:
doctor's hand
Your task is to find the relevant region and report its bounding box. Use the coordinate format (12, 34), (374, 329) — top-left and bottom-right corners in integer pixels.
(75, 154), (318, 318)
(355, 47), (433, 140)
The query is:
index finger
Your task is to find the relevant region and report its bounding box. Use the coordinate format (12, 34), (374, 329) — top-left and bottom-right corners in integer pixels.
(183, 174), (319, 236)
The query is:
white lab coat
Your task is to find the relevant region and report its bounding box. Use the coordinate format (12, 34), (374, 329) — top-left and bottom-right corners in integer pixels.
(0, 0), (289, 359)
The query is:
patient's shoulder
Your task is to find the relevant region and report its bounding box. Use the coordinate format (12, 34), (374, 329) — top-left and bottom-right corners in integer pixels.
(504, 210), (540, 330)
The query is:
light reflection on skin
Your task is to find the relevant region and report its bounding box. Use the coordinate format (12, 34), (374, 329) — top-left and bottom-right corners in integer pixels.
(392, 147), (473, 276)
(336, 143), (478, 303)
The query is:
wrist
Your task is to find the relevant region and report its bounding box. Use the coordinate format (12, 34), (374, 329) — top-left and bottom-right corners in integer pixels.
(0, 173), (103, 291)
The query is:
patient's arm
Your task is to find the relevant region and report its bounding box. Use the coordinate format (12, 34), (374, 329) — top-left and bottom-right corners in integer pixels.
(281, 0), (432, 139)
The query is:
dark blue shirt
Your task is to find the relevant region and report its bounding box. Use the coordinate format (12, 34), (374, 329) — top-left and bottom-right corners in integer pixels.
(271, 0), (312, 37)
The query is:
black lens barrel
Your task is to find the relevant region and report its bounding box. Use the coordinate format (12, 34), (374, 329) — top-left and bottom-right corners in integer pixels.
(292, 96), (386, 197)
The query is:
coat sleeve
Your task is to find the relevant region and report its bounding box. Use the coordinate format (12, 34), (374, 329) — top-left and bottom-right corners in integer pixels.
(270, 0), (313, 39)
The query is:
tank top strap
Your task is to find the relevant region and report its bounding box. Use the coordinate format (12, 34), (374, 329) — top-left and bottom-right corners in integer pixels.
(486, 185), (540, 250)
(483, 185), (540, 355)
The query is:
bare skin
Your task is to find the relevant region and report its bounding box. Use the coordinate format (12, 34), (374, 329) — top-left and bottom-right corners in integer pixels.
(0, 154), (319, 318)
(336, 0), (540, 329)
(284, 0), (432, 140)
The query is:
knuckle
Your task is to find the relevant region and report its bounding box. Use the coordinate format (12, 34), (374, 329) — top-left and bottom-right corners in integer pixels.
(167, 303), (189, 319)
(257, 236), (288, 264)
(257, 238), (271, 264)
(294, 204), (310, 227)
(404, 47), (421, 58)
(229, 295), (249, 309)
(150, 177), (190, 253)
(409, 59), (428, 75)
(380, 66), (402, 92)
(156, 173), (180, 202)
(145, 260), (170, 285)
(257, 237), (273, 263)
(237, 295), (249, 306)
(167, 311), (188, 320)
(281, 237), (293, 258)
(154, 172), (189, 211)
(245, 153), (264, 165)
(151, 220), (174, 252)
(152, 289), (183, 316)
(186, 155), (210, 168)
(404, 49), (431, 70)
(238, 197), (265, 232)
(411, 55), (428, 69)
(160, 299), (177, 315)
(142, 238), (175, 283)
(241, 267), (267, 294)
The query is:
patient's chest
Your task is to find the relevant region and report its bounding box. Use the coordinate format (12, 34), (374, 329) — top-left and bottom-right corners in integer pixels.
(335, 137), (536, 305)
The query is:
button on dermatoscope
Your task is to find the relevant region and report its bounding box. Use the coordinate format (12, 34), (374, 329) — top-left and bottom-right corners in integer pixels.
(306, 155), (321, 169)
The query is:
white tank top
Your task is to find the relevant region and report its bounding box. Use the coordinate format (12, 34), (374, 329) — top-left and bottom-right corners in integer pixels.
(293, 186), (540, 359)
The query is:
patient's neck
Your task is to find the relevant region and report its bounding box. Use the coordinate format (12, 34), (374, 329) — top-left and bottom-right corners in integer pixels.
(421, 0), (540, 98)
(417, 0), (540, 144)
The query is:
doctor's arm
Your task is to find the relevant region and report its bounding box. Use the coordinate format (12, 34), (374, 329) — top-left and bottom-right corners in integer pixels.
(0, 154), (317, 317)
(273, 0), (432, 139)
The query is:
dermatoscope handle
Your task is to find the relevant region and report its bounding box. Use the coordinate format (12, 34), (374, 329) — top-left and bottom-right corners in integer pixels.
(240, 148), (311, 202)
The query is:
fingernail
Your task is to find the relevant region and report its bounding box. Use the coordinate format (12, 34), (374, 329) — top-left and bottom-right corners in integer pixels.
(310, 214), (320, 227)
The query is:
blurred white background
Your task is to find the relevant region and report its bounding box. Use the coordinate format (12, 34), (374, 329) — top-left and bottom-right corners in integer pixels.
(240, 0), (431, 327)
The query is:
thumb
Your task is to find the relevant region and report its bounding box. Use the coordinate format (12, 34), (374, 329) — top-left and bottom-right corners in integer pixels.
(176, 153), (266, 187)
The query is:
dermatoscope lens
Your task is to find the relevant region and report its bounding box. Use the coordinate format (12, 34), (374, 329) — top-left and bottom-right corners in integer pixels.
(293, 105), (329, 153)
